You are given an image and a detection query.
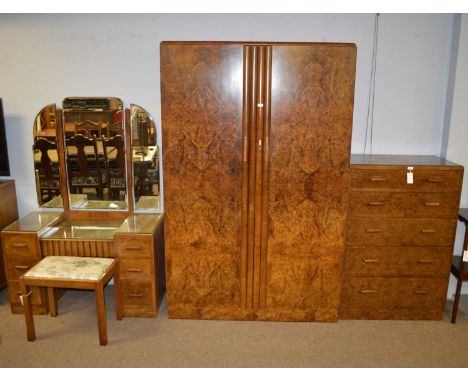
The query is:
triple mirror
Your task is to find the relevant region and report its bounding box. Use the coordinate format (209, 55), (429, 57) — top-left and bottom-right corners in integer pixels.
(32, 97), (160, 211)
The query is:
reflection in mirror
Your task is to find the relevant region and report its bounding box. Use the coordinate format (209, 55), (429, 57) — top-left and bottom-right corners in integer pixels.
(33, 104), (62, 207)
(62, 97), (127, 210)
(131, 104), (160, 211)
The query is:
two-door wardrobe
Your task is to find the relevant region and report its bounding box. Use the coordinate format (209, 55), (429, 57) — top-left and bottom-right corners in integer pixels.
(160, 41), (357, 321)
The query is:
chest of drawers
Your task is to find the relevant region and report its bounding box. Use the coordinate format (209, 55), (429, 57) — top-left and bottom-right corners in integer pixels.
(340, 155), (463, 320)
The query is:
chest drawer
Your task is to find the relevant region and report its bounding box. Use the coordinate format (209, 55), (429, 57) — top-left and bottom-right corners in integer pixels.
(347, 217), (456, 246)
(350, 168), (462, 192)
(341, 277), (447, 310)
(345, 246), (452, 276)
(115, 236), (153, 259)
(2, 233), (39, 260)
(119, 258), (153, 280)
(348, 191), (459, 218)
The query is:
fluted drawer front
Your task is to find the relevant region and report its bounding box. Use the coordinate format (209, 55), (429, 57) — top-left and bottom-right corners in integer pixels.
(347, 217), (456, 246)
(341, 277), (448, 310)
(349, 191), (459, 218)
(345, 246), (452, 276)
(350, 168), (462, 192)
(119, 258), (153, 280)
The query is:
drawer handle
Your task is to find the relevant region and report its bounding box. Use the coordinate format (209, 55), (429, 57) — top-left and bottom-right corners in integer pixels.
(427, 177), (443, 183)
(15, 265), (29, 270)
(12, 243), (27, 248)
(417, 259), (434, 264)
(368, 202), (384, 206)
(128, 293), (143, 298)
(413, 290), (429, 295)
(362, 259), (379, 264)
(421, 229), (436, 234)
(127, 268), (143, 273)
(370, 176), (386, 182)
(125, 246), (143, 251)
(424, 202), (440, 207)
(366, 228), (381, 233)
(359, 289), (376, 294)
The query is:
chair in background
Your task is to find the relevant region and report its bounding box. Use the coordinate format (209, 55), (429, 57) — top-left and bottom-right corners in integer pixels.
(451, 208), (468, 323)
(33, 138), (61, 203)
(102, 135), (126, 200)
(66, 134), (105, 199)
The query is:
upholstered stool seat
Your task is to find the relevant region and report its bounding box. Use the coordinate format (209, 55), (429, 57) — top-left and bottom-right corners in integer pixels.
(20, 256), (122, 346)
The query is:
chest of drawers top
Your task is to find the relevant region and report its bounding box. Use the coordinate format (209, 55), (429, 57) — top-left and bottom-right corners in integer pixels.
(350, 154), (463, 192)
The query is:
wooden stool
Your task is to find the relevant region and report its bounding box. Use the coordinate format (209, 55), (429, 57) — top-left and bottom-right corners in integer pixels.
(19, 256), (122, 346)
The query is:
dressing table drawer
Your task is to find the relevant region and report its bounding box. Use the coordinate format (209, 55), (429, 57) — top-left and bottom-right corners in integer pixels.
(120, 258), (153, 280)
(117, 236), (152, 259)
(3, 234), (40, 260)
(121, 279), (155, 317)
(6, 259), (38, 279)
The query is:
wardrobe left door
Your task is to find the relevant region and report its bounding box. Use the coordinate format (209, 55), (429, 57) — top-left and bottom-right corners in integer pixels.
(161, 43), (248, 319)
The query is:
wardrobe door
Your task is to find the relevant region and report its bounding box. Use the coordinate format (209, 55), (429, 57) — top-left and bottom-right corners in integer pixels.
(258, 44), (357, 322)
(161, 43), (246, 319)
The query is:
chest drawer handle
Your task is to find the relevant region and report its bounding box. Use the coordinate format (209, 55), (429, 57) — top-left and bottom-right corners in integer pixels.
(125, 246), (143, 251)
(424, 202), (440, 207)
(366, 228), (381, 233)
(427, 177), (443, 183)
(370, 176), (386, 182)
(413, 290), (429, 295)
(417, 259), (434, 264)
(368, 202), (384, 206)
(421, 229), (436, 234)
(359, 289), (376, 294)
(12, 243), (27, 248)
(127, 268), (143, 273)
(362, 259), (379, 264)
(15, 265), (29, 270)
(128, 293), (143, 298)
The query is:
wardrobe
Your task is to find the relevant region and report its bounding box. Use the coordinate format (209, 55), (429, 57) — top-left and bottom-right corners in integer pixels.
(160, 41), (357, 321)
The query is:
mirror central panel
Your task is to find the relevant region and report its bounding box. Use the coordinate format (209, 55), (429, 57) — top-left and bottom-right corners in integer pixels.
(62, 97), (127, 210)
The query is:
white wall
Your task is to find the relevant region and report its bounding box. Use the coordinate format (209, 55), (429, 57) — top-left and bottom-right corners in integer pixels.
(0, 13), (455, 218)
(443, 14), (468, 297)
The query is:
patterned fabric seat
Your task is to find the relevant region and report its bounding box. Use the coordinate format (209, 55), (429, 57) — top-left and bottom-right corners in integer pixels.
(24, 256), (114, 281)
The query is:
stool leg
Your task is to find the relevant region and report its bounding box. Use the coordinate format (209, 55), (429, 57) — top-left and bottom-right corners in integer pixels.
(451, 277), (463, 324)
(95, 283), (108, 346)
(113, 265), (123, 321)
(22, 285), (36, 341)
(47, 288), (57, 317)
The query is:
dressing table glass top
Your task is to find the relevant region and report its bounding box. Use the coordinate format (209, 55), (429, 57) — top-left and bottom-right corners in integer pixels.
(3, 211), (62, 233)
(41, 218), (125, 240)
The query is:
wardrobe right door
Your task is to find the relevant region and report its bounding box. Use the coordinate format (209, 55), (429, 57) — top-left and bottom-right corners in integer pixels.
(258, 44), (357, 322)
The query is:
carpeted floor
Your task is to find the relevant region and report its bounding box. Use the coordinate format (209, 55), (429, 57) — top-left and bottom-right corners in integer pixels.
(0, 286), (467, 367)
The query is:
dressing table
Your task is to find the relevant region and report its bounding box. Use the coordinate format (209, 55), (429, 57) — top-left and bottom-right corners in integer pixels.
(1, 98), (164, 317)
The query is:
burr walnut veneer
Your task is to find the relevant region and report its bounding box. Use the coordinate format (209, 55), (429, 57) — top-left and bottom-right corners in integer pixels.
(1, 212), (165, 317)
(341, 155), (463, 320)
(161, 41), (357, 321)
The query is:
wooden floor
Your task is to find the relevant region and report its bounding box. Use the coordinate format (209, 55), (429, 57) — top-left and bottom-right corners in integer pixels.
(0, 287), (467, 367)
